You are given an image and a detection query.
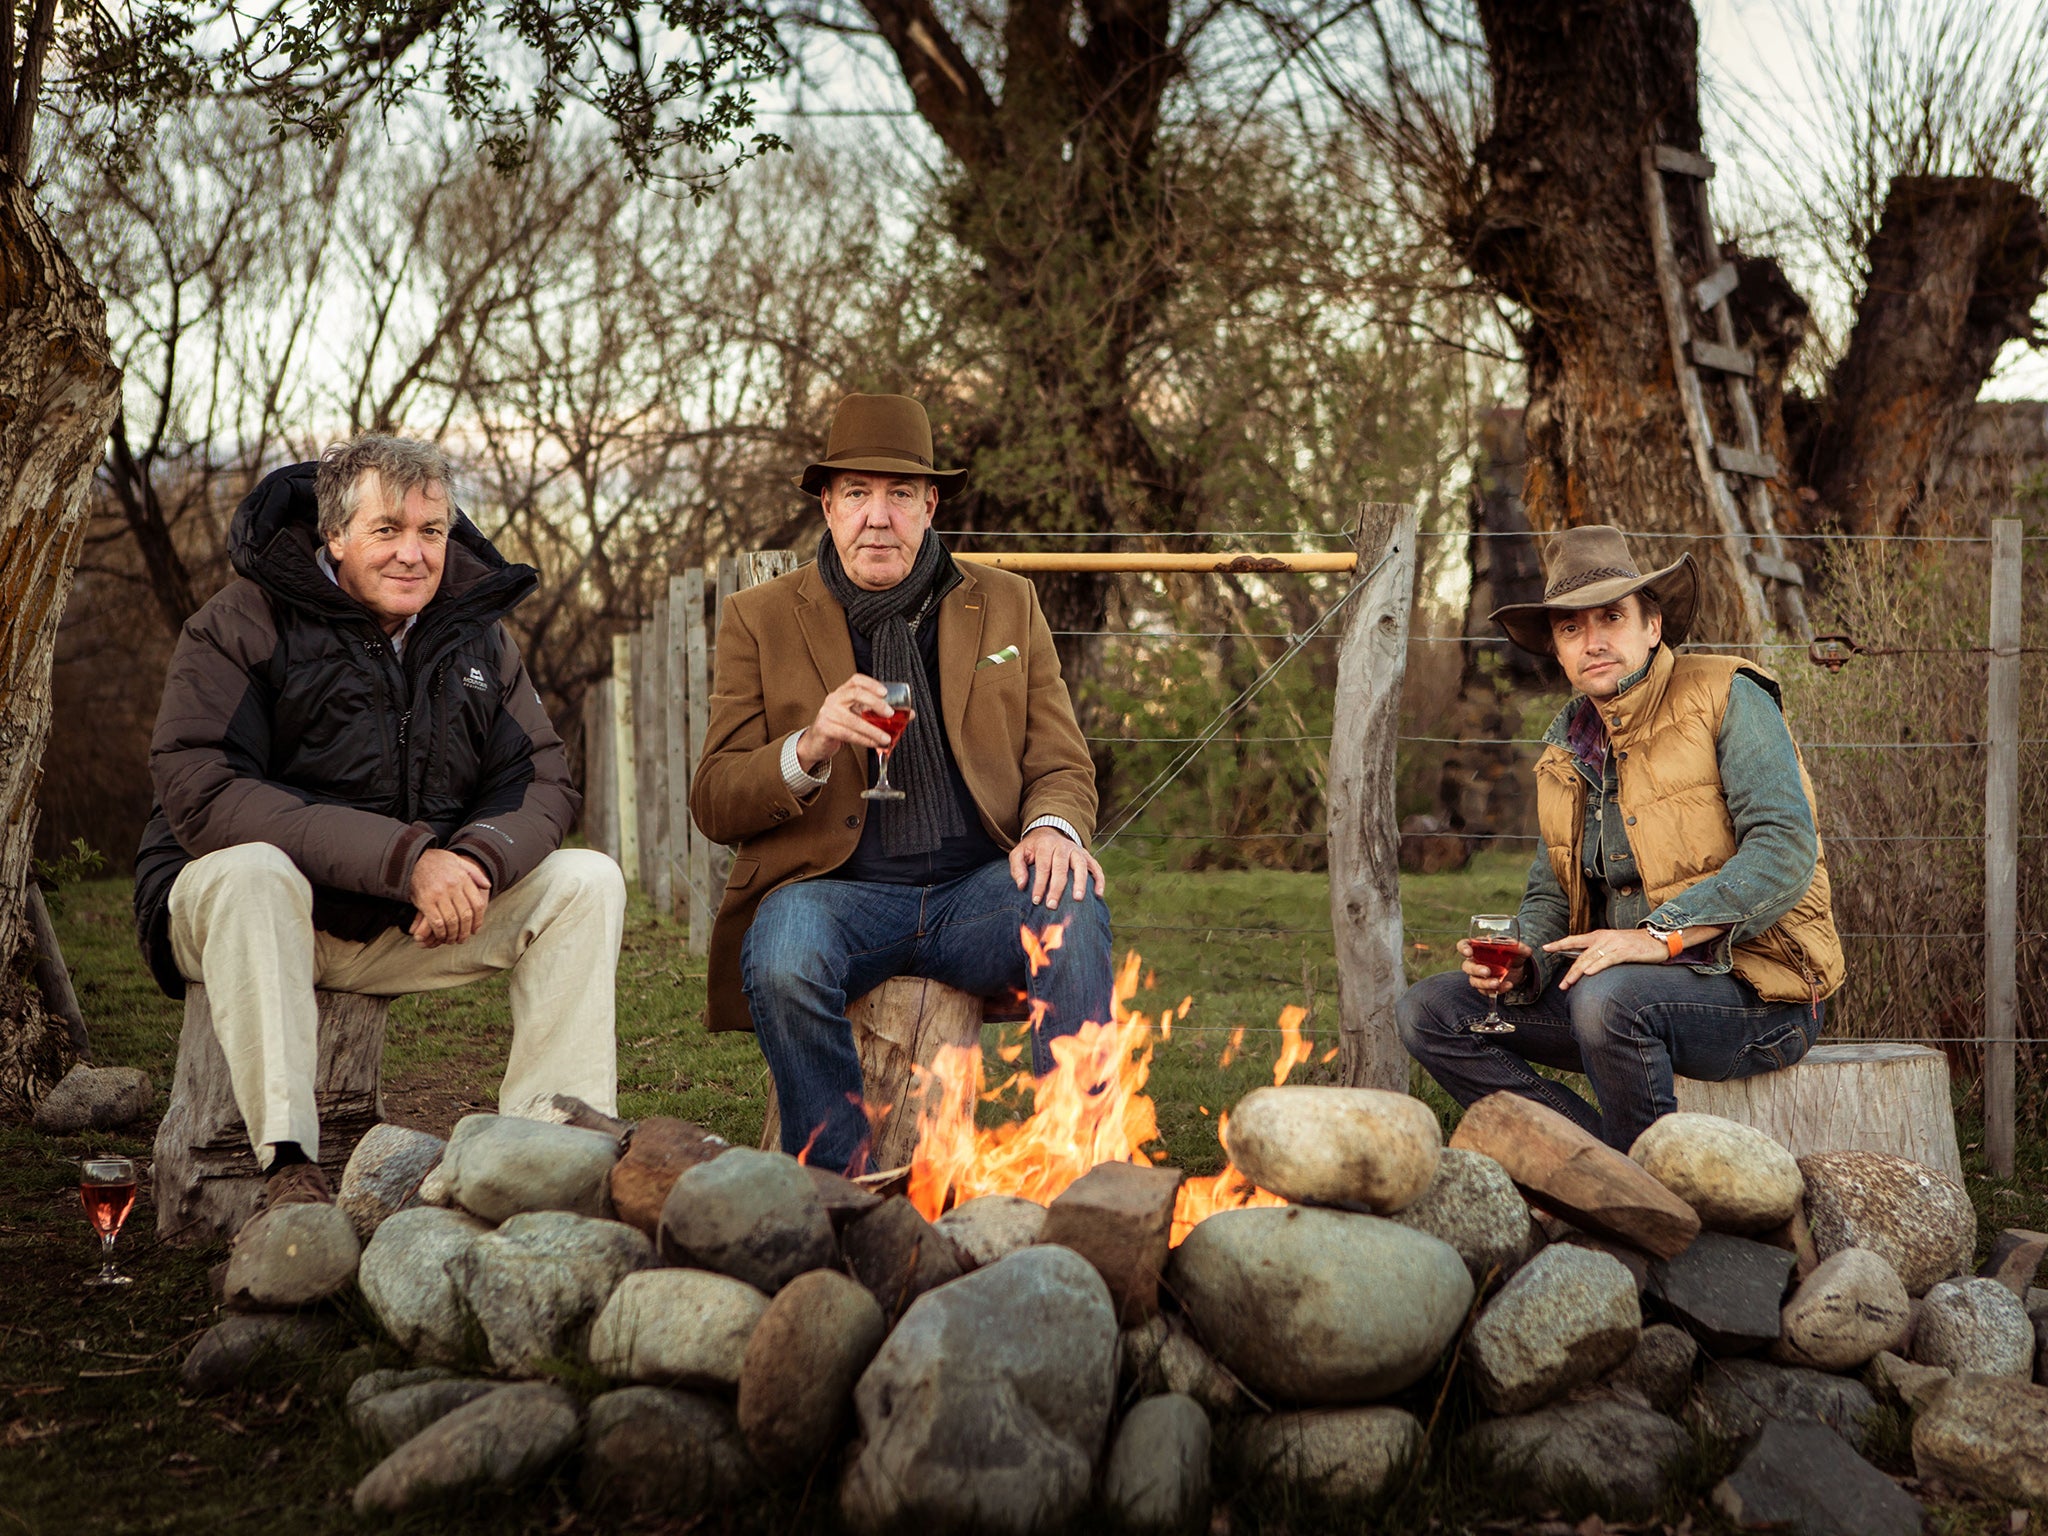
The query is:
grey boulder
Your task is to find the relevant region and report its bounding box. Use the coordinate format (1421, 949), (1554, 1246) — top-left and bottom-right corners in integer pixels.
(349, 1378), (501, 1452)
(581, 1387), (758, 1517)
(338, 1124), (446, 1241)
(359, 1206), (494, 1365)
(223, 1202), (361, 1309)
(1647, 1231), (1797, 1356)
(1120, 1314), (1246, 1415)
(1800, 1150), (1974, 1296)
(1910, 1277), (2035, 1378)
(586, 1268), (768, 1388)
(428, 1113), (618, 1223)
(1629, 1112), (1803, 1233)
(346, 1366), (454, 1407)
(739, 1268), (888, 1479)
(659, 1147), (836, 1294)
(1603, 1322), (1699, 1415)
(1221, 1085), (1441, 1213)
(1237, 1407), (1422, 1502)
(352, 1382), (581, 1515)
(1460, 1398), (1690, 1517)
(1102, 1394), (1211, 1532)
(1390, 1147), (1540, 1284)
(1774, 1247), (1911, 1371)
(448, 1211), (651, 1376)
(1912, 1373), (2048, 1505)
(935, 1195), (1047, 1270)
(1467, 1244), (1641, 1414)
(1690, 1358), (1881, 1455)
(840, 1245), (1118, 1534)
(180, 1313), (339, 1396)
(1170, 1206), (1472, 1405)
(32, 1064), (153, 1133)
(1712, 1419), (1922, 1536)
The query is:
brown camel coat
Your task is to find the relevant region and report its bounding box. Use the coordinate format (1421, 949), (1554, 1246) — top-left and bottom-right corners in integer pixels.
(688, 558), (1097, 1033)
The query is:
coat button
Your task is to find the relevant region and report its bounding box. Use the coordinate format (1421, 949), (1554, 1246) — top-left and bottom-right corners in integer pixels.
(772, 808), (789, 821)
(1616, 883), (1635, 896)
(1626, 816), (1637, 826)
(1617, 750), (1628, 761)
(845, 815), (861, 828)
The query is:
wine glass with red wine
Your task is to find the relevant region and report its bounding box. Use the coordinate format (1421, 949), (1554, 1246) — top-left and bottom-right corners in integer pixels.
(1466, 913), (1523, 1035)
(80, 1157), (137, 1287)
(860, 681), (915, 802)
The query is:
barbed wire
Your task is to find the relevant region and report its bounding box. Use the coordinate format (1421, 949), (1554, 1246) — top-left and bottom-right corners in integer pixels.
(939, 528), (1357, 541)
(1092, 732), (2046, 748)
(1116, 921), (2048, 941)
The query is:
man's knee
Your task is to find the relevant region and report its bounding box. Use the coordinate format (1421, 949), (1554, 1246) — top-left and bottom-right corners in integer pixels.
(178, 842), (313, 911)
(744, 888), (848, 1006)
(526, 848), (626, 920)
(1566, 970), (1656, 1051)
(1396, 970), (1470, 1056)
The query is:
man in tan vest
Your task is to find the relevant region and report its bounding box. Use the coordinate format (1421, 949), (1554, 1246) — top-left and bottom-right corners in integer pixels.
(690, 394), (1110, 1174)
(1397, 526), (1844, 1151)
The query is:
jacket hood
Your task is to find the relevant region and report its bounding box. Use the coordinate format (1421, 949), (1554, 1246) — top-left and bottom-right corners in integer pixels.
(228, 460), (536, 631)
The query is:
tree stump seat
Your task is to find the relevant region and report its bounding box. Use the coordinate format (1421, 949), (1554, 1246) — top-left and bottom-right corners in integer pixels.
(152, 984), (390, 1246)
(1673, 1040), (1963, 1183)
(759, 977), (1008, 1170)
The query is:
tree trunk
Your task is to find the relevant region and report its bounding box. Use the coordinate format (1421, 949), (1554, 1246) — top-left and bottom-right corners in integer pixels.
(1463, 0), (1764, 643)
(1802, 177), (2048, 536)
(0, 173), (121, 1111)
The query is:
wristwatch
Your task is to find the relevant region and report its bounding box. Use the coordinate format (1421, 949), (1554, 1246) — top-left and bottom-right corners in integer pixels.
(1644, 922), (1685, 962)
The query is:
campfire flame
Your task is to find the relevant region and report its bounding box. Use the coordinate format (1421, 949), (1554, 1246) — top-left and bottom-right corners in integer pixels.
(905, 947), (1295, 1244)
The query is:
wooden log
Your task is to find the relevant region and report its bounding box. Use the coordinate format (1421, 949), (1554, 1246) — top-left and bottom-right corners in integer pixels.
(758, 976), (985, 1172)
(1327, 503), (1418, 1092)
(1673, 1042), (1963, 1184)
(152, 984), (390, 1245)
(1984, 518), (2022, 1177)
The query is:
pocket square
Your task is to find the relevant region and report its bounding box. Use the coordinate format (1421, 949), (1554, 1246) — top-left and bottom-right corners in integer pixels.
(977, 644), (1020, 670)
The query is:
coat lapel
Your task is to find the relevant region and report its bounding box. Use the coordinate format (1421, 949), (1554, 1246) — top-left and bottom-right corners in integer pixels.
(793, 564), (857, 693)
(937, 562), (986, 753)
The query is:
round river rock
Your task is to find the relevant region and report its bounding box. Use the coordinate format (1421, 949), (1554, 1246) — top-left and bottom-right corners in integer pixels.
(1629, 1113), (1803, 1233)
(1222, 1086), (1441, 1213)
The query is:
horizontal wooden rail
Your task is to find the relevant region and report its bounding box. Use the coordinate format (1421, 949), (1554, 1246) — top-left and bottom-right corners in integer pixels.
(954, 551), (1359, 573)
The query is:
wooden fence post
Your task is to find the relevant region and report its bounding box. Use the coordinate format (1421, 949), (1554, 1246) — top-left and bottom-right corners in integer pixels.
(1984, 517), (2022, 1178)
(581, 678), (617, 863)
(685, 569), (713, 954)
(611, 633), (639, 888)
(665, 576), (693, 925)
(1328, 503), (1420, 1093)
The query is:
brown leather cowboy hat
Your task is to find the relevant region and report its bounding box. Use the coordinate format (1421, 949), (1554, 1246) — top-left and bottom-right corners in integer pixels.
(1489, 524), (1698, 654)
(796, 393), (968, 499)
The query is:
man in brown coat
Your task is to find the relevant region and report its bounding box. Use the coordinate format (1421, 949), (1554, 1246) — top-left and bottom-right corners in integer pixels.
(691, 394), (1111, 1174)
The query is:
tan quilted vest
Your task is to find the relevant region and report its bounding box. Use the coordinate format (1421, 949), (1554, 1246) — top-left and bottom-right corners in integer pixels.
(1534, 647), (1846, 1005)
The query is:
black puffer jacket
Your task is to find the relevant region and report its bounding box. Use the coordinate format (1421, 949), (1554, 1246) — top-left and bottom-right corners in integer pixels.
(133, 462), (580, 998)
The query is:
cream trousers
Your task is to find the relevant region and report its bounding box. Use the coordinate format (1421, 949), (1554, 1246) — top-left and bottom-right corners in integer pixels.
(169, 842), (625, 1165)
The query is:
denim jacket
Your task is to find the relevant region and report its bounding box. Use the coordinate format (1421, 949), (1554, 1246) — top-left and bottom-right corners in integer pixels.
(1507, 648), (1819, 1003)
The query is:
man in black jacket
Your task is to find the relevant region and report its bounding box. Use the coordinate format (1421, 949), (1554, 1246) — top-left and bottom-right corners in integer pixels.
(134, 435), (623, 1206)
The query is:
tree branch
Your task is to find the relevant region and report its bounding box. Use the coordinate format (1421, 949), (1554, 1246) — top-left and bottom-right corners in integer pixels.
(855, 0), (998, 168)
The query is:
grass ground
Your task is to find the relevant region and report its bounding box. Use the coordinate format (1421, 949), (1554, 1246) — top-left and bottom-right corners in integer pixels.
(1, 850), (2039, 1534)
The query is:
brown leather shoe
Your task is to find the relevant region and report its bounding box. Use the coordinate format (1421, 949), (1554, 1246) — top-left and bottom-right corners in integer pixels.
(261, 1160), (334, 1209)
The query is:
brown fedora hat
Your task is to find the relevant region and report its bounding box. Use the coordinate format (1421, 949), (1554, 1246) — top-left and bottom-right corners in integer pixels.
(1489, 524), (1698, 654)
(796, 393), (968, 499)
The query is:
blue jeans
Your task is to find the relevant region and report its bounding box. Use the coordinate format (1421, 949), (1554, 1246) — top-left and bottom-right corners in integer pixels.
(742, 860), (1114, 1174)
(1396, 964), (1822, 1151)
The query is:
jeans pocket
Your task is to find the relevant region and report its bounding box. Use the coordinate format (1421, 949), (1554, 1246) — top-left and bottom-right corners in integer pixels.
(1732, 1018), (1814, 1078)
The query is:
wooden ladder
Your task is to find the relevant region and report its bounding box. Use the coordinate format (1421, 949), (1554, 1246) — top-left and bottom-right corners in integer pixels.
(1640, 143), (1813, 643)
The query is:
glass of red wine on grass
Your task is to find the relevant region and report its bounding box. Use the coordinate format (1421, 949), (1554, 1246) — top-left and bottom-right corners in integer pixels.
(860, 681), (915, 802)
(1467, 914), (1523, 1035)
(80, 1157), (137, 1287)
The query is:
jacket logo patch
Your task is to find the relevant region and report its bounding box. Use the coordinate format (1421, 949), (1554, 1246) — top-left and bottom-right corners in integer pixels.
(462, 666), (490, 691)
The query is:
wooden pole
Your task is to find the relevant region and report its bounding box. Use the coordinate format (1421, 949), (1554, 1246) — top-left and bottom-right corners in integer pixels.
(582, 679), (617, 862)
(611, 633), (639, 889)
(664, 575), (692, 925)
(685, 569), (712, 957)
(1327, 503), (1419, 1093)
(636, 616), (672, 915)
(1984, 518), (2022, 1178)
(955, 551), (1358, 573)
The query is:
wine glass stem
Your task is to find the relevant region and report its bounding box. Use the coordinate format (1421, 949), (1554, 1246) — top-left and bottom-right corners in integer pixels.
(875, 749), (892, 790)
(99, 1230), (117, 1278)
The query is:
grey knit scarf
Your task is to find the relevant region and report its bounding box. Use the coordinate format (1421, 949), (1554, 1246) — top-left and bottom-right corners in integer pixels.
(817, 529), (966, 855)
